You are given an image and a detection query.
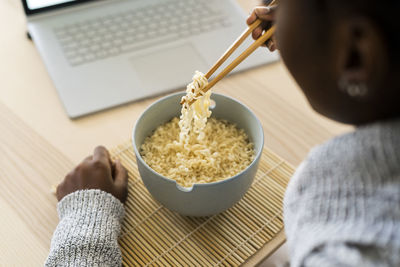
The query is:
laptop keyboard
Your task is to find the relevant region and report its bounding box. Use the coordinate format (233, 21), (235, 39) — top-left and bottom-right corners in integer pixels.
(54, 0), (231, 66)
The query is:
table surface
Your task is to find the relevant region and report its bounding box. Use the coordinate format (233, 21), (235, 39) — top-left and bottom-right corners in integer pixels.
(0, 0), (351, 265)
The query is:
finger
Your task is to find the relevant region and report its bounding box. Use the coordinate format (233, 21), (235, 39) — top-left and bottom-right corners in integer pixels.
(265, 39), (275, 51)
(113, 160), (128, 202)
(246, 10), (258, 25)
(266, 36), (278, 51)
(272, 35), (278, 50)
(252, 20), (271, 40)
(114, 160), (128, 187)
(93, 146), (111, 166)
(252, 26), (263, 40)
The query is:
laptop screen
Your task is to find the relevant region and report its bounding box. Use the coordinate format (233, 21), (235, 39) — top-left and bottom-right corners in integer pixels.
(27, 0), (75, 10)
(22, 0), (95, 15)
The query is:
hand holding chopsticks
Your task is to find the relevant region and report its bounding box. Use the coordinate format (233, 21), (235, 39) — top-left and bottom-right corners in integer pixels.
(181, 1), (277, 106)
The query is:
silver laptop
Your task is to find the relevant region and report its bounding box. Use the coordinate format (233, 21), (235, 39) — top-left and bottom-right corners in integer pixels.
(22, 0), (278, 118)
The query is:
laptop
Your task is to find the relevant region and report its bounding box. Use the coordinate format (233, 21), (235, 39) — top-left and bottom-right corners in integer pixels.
(22, 0), (278, 118)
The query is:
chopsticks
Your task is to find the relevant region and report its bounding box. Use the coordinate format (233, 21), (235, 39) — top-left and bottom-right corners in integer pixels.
(181, 1), (277, 106)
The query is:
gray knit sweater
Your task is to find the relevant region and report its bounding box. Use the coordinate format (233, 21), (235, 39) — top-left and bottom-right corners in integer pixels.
(284, 118), (400, 267)
(45, 120), (400, 266)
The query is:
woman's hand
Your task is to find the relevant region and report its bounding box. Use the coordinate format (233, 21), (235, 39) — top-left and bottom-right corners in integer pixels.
(246, 5), (278, 51)
(56, 146), (128, 203)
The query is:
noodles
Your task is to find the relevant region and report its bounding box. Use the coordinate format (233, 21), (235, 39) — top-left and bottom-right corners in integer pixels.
(179, 71), (211, 143)
(140, 71), (254, 188)
(140, 117), (254, 188)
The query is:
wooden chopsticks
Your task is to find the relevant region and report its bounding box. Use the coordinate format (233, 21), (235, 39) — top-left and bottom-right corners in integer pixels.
(204, 19), (263, 81)
(181, 1), (277, 106)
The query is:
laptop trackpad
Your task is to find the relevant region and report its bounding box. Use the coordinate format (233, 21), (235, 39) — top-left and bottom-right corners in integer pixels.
(130, 44), (208, 92)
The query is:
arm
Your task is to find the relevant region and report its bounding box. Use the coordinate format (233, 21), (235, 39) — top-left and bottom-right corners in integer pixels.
(45, 146), (128, 267)
(45, 190), (124, 266)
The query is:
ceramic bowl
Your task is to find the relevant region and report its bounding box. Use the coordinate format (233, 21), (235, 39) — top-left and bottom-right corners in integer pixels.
(132, 92), (264, 216)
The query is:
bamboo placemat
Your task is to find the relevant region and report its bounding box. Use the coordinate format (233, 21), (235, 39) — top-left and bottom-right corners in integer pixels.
(111, 141), (294, 266)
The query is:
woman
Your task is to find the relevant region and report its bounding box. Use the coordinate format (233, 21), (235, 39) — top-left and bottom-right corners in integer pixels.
(46, 1), (400, 266)
(248, 1), (400, 266)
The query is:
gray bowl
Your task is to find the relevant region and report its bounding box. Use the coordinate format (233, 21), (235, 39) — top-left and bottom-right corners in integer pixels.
(132, 92), (264, 216)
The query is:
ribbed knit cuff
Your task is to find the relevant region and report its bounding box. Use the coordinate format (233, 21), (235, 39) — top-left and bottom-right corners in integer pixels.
(45, 190), (125, 266)
(58, 189), (125, 222)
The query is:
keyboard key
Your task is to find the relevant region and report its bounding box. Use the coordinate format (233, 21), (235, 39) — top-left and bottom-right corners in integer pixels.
(109, 47), (119, 56)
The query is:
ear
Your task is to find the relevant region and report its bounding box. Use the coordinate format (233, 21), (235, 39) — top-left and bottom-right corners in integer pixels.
(334, 16), (388, 99)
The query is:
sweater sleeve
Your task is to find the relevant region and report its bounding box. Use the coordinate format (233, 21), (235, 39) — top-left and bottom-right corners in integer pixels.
(45, 189), (125, 267)
(284, 121), (400, 267)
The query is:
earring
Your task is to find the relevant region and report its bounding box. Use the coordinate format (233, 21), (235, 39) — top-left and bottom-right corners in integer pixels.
(338, 77), (368, 98)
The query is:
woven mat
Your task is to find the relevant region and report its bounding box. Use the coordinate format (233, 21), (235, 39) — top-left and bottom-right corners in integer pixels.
(111, 141), (294, 266)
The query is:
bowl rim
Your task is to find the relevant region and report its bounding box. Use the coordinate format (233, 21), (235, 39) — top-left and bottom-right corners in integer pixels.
(132, 92), (264, 190)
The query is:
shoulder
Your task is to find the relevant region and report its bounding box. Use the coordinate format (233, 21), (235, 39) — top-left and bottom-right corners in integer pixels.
(292, 117), (400, 186)
(284, 118), (400, 223)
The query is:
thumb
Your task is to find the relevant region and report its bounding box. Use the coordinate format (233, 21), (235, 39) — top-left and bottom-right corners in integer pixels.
(113, 159), (128, 202)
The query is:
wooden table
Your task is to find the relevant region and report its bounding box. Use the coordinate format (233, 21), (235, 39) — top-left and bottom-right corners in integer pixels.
(0, 0), (351, 265)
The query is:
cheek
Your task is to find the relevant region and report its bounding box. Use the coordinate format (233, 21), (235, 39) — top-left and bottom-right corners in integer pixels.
(275, 4), (334, 96)
(276, 5), (316, 87)
(275, 5), (346, 119)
